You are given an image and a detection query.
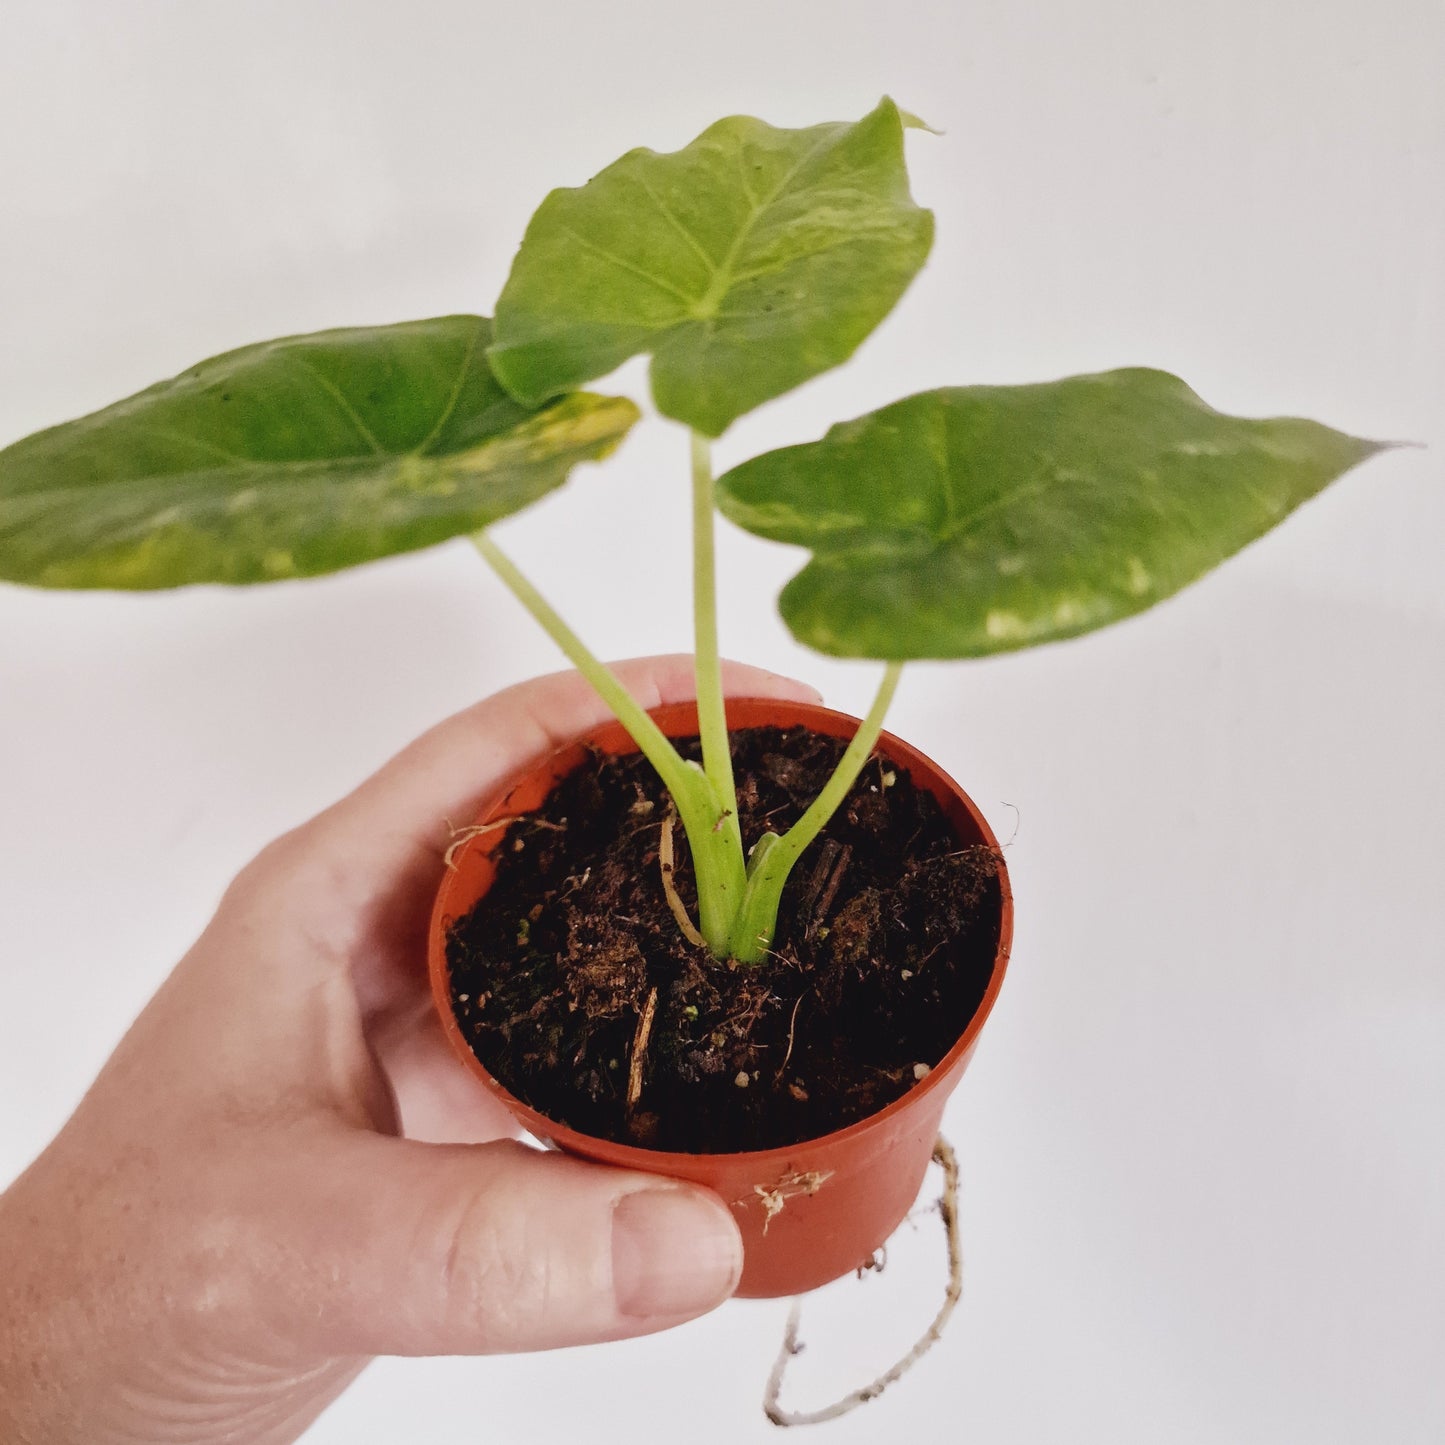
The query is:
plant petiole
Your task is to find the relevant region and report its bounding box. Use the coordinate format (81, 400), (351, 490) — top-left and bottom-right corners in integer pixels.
(689, 430), (749, 942)
(473, 528), (744, 955)
(728, 662), (904, 963)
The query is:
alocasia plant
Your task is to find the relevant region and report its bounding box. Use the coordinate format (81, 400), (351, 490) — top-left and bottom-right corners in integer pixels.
(0, 99), (1384, 964)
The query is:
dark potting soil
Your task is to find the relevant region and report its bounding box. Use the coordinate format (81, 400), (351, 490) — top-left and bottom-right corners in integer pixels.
(446, 726), (1003, 1154)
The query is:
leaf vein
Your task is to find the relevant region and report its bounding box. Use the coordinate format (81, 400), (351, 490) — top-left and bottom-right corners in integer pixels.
(284, 353), (385, 455)
(701, 127), (843, 311)
(113, 424), (253, 466)
(733, 144), (759, 206)
(937, 477), (1055, 544)
(558, 226), (697, 307)
(415, 319), (485, 455)
(630, 172), (718, 275)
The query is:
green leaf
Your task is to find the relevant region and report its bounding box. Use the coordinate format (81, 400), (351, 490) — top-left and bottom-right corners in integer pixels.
(716, 368), (1385, 659)
(0, 316), (639, 590)
(488, 97), (934, 438)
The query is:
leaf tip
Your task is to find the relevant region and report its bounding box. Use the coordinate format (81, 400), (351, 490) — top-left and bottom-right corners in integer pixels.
(898, 108), (944, 136)
(874, 95), (943, 135)
(483, 340), (544, 409)
(1363, 435), (1425, 456)
(1322, 430), (1412, 474)
(556, 390), (644, 457)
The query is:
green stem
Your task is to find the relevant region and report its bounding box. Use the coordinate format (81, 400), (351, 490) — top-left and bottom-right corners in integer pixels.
(691, 432), (736, 808)
(728, 662), (904, 964)
(472, 530), (741, 955)
(689, 430), (749, 941)
(473, 531), (708, 811)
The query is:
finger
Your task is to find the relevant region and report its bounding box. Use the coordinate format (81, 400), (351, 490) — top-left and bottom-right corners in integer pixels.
(321, 653), (818, 891)
(268, 1134), (743, 1357)
(227, 655), (819, 1000)
(368, 1000), (523, 1144)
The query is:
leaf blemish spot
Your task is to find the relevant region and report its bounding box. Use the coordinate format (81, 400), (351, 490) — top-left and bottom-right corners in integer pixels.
(984, 609), (1029, 642)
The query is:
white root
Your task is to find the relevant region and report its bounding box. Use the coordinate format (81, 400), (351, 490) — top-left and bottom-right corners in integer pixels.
(443, 813), (567, 870)
(762, 1135), (962, 1427)
(442, 818), (512, 870)
(753, 1169), (833, 1235)
(659, 812), (707, 948)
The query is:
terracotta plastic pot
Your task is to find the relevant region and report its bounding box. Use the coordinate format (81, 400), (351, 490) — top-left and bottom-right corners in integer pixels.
(429, 698), (1013, 1298)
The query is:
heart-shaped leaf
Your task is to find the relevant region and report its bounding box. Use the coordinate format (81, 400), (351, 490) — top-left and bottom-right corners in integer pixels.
(716, 368), (1384, 659)
(488, 98), (934, 437)
(0, 315), (638, 589)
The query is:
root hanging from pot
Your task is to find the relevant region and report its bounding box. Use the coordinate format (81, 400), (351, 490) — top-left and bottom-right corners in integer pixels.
(762, 1135), (961, 1428)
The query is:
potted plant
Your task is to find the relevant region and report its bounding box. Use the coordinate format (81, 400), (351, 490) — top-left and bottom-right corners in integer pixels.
(0, 95), (1383, 1338)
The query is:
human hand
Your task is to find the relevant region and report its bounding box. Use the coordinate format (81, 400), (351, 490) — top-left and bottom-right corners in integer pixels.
(0, 657), (820, 1445)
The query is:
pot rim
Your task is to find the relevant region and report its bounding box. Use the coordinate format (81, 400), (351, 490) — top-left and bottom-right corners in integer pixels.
(428, 695), (1014, 1169)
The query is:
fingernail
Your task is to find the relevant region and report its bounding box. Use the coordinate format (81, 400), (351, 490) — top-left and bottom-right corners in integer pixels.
(612, 1188), (743, 1318)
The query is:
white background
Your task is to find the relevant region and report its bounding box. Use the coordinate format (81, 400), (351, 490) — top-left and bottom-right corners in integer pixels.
(1, 1), (1441, 1441)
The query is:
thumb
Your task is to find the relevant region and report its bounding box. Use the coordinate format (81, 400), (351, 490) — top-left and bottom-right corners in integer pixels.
(269, 1134), (743, 1357)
